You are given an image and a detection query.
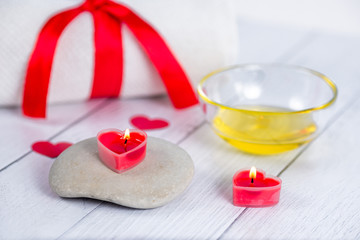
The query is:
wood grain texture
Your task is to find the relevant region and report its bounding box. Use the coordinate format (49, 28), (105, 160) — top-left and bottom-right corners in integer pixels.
(0, 151), (101, 239)
(221, 85), (360, 240)
(287, 32), (360, 116)
(0, 99), (107, 170)
(51, 97), (204, 144)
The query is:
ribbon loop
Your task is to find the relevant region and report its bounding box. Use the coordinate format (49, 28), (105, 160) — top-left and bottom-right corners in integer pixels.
(22, 8), (83, 118)
(81, 0), (108, 11)
(22, 0), (198, 118)
(90, 10), (123, 98)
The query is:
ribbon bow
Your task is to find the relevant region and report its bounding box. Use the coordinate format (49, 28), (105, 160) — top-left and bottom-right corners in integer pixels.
(23, 0), (198, 118)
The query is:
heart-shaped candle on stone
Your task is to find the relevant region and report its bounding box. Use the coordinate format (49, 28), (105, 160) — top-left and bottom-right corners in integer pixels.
(97, 128), (147, 173)
(233, 167), (282, 207)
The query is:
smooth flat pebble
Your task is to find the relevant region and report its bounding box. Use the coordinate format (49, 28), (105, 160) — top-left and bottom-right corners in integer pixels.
(49, 137), (194, 209)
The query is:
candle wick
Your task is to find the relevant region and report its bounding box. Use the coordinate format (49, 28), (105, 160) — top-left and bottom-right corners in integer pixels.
(251, 178), (254, 184)
(124, 138), (128, 152)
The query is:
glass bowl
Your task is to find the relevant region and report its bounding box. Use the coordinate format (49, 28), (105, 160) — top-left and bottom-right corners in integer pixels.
(198, 64), (337, 155)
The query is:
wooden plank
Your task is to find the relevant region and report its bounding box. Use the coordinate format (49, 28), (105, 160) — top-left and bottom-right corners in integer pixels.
(0, 99), (107, 170)
(221, 84), (360, 240)
(287, 32), (360, 117)
(51, 97), (204, 145)
(0, 152), (101, 239)
(0, 97), (203, 239)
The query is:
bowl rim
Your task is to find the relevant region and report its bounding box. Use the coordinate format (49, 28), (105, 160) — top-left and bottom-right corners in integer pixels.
(197, 63), (338, 114)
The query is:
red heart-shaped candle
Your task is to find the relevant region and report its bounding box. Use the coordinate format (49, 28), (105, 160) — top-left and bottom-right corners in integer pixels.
(233, 168), (282, 207)
(97, 129), (147, 173)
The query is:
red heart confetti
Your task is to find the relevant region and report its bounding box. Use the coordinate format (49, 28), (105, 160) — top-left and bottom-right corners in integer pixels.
(130, 115), (169, 130)
(32, 141), (73, 158)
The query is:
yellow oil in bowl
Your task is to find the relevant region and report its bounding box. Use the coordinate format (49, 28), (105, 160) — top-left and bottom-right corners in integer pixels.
(212, 106), (317, 154)
(198, 64), (337, 155)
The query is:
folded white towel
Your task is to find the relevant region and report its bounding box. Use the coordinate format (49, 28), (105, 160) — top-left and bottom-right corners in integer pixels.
(0, 0), (238, 106)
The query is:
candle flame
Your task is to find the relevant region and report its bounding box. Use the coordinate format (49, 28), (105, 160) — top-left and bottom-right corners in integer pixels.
(249, 166), (256, 180)
(124, 129), (130, 139)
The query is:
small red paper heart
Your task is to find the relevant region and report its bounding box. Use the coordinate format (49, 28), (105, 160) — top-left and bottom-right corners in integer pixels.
(32, 141), (73, 158)
(130, 115), (169, 130)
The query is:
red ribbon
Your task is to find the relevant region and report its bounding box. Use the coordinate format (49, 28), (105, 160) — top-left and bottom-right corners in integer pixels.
(22, 0), (198, 118)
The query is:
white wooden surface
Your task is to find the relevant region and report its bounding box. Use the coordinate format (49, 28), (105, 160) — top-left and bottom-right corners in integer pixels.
(1, 21), (360, 239)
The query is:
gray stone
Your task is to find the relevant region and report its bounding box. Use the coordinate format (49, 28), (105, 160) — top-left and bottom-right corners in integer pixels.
(49, 137), (194, 209)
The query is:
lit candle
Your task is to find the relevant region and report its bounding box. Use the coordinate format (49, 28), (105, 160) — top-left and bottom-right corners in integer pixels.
(233, 167), (282, 207)
(250, 166), (256, 184)
(124, 128), (130, 152)
(97, 128), (147, 173)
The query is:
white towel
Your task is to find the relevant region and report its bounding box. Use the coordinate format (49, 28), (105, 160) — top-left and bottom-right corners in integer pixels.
(0, 0), (238, 105)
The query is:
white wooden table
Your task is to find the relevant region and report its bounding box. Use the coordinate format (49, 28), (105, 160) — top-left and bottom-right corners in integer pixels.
(1, 21), (360, 239)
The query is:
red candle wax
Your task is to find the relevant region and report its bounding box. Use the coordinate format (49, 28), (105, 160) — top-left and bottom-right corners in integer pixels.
(97, 128), (147, 173)
(233, 168), (282, 207)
